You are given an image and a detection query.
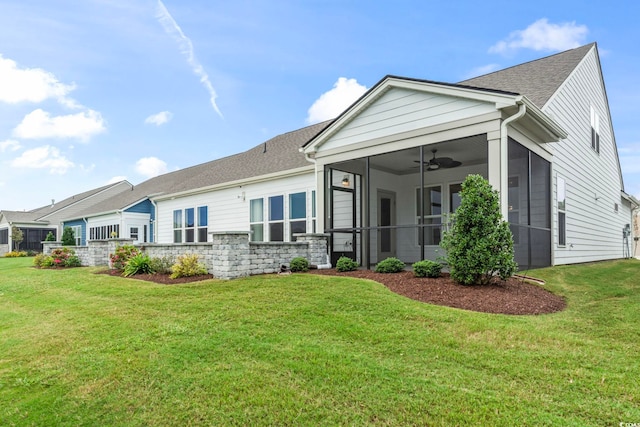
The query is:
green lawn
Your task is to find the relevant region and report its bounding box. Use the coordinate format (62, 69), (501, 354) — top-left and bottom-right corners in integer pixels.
(1, 257), (639, 426)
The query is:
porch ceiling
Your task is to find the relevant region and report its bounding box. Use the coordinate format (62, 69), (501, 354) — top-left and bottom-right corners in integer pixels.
(368, 134), (488, 175)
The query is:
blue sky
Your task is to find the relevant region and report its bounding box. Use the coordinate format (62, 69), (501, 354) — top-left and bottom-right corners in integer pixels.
(1, 0), (638, 210)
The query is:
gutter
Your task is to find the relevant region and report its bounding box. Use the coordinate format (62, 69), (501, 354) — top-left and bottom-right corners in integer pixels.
(500, 101), (527, 218)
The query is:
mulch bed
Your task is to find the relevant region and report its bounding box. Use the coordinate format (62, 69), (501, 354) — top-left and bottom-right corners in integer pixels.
(96, 268), (566, 315)
(95, 268), (214, 284)
(307, 269), (566, 315)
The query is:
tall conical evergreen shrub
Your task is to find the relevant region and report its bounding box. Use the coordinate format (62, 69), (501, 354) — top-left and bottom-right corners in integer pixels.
(441, 174), (517, 285)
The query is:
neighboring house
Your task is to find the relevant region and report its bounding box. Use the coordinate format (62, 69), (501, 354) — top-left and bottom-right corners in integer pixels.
(0, 181), (134, 254)
(7, 42), (638, 270)
(61, 120), (331, 246)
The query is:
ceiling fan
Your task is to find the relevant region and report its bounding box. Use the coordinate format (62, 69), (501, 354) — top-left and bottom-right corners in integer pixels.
(414, 149), (462, 171)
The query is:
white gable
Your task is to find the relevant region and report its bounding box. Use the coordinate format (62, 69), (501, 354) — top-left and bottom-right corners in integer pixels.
(317, 87), (499, 152)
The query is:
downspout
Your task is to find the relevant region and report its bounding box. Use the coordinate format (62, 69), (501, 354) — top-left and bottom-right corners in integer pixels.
(150, 199), (158, 243)
(500, 101), (527, 218)
(83, 218), (88, 245)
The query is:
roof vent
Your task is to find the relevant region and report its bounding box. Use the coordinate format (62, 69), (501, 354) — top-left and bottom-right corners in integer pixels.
(51, 199), (55, 207)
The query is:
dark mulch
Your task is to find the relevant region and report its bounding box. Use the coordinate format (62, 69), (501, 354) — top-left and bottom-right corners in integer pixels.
(95, 268), (214, 284)
(96, 268), (566, 315)
(307, 269), (566, 315)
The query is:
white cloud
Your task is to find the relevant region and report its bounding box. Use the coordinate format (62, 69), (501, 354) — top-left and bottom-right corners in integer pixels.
(464, 64), (501, 80)
(145, 111), (173, 126)
(0, 55), (79, 107)
(306, 77), (367, 124)
(107, 175), (128, 184)
(12, 109), (106, 141)
(155, 0), (223, 118)
(489, 19), (588, 54)
(135, 156), (168, 178)
(10, 145), (74, 174)
(0, 139), (21, 152)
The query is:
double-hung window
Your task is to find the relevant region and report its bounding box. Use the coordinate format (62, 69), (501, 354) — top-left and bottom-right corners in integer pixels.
(269, 195), (284, 242)
(197, 206), (208, 242)
(185, 208), (195, 242)
(289, 192), (307, 241)
(250, 198), (264, 241)
(71, 225), (82, 245)
(557, 177), (566, 246)
(173, 209), (183, 243)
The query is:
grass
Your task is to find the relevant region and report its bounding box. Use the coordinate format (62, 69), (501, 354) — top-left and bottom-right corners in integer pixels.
(1, 257), (639, 426)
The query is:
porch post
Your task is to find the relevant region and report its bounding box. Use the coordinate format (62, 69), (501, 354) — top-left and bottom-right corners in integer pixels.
(487, 128), (508, 218)
(315, 164), (325, 233)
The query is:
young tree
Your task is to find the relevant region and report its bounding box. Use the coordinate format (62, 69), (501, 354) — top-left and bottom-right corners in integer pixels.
(61, 226), (76, 246)
(45, 231), (56, 241)
(441, 174), (517, 285)
(11, 226), (24, 251)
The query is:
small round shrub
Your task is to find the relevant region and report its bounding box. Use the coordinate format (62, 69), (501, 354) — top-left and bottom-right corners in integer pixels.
(336, 256), (358, 272)
(33, 253), (48, 267)
(170, 254), (208, 279)
(109, 245), (139, 270)
(123, 253), (154, 277)
(149, 256), (175, 275)
(65, 255), (82, 268)
(375, 257), (405, 273)
(412, 260), (442, 278)
(290, 257), (310, 272)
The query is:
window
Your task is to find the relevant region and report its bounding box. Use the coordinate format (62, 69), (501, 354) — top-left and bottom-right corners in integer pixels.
(0, 228), (8, 245)
(89, 225), (119, 240)
(173, 209), (182, 243)
(590, 106), (600, 153)
(449, 183), (462, 213)
(416, 186), (442, 245)
(173, 206), (207, 243)
(250, 198), (264, 242)
(289, 192), (306, 241)
(311, 190), (317, 233)
(198, 206), (208, 242)
(557, 177), (566, 246)
(185, 208), (195, 242)
(130, 227), (139, 240)
(71, 225), (82, 245)
(269, 195), (284, 241)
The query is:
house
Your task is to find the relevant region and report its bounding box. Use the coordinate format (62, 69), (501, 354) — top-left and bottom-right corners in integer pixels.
(0, 181), (134, 254)
(302, 42), (637, 269)
(13, 42), (638, 271)
(60, 120), (331, 246)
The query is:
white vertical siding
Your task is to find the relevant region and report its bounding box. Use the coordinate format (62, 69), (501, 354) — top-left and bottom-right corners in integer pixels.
(545, 49), (630, 264)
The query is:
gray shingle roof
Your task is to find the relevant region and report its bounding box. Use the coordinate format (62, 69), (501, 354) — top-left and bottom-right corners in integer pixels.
(69, 120), (332, 218)
(459, 43), (595, 107)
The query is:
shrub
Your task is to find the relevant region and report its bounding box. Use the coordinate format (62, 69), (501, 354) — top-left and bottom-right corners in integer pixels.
(412, 260), (442, 278)
(61, 226), (76, 246)
(290, 257), (310, 272)
(336, 256), (359, 272)
(4, 251), (28, 258)
(375, 257), (406, 273)
(123, 253), (154, 277)
(441, 174), (517, 285)
(109, 245), (139, 270)
(149, 256), (175, 275)
(170, 254), (208, 279)
(45, 231), (56, 241)
(33, 253), (48, 267)
(34, 247), (82, 268)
